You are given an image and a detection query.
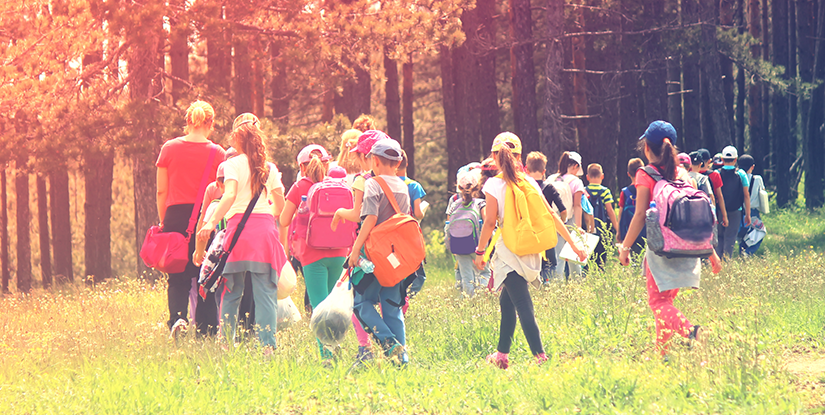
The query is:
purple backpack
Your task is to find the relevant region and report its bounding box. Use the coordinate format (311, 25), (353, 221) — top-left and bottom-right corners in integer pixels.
(643, 166), (717, 258)
(306, 177), (356, 249)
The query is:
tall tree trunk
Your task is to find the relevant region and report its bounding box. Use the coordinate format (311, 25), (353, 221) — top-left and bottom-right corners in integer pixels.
(805, 0), (825, 209)
(206, 4), (230, 96)
(748, 0), (765, 175)
(698, 0), (733, 149)
(570, 2), (588, 144)
(384, 48), (401, 142)
(343, 64), (371, 122)
(402, 56), (415, 178)
(798, 0), (816, 163)
(253, 38), (265, 118)
(788, 0), (799, 200)
(233, 33), (254, 115)
(772, 0), (792, 207)
(720, 0), (736, 132)
(541, 0), (565, 164)
(761, 0), (771, 184)
(476, 0), (500, 154)
(270, 41), (289, 129)
(16, 153), (31, 293)
(452, 44), (481, 170)
(49, 166), (72, 283)
(642, 0), (668, 122)
(440, 45), (462, 191)
(735, 0), (746, 151)
(36, 175), (52, 289)
(668, 57), (684, 137)
(169, 0), (189, 103)
(1, 166), (9, 293)
(509, 0), (539, 153)
(84, 150), (114, 283)
(682, 0), (702, 150)
(617, 0), (646, 188)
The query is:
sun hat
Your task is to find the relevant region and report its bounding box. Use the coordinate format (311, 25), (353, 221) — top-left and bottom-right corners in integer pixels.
(232, 113), (259, 131)
(491, 132), (523, 154)
(640, 120), (679, 147)
(677, 152), (691, 166)
(297, 144), (332, 165)
(721, 145), (738, 160)
(350, 130), (390, 154)
(369, 138), (403, 161)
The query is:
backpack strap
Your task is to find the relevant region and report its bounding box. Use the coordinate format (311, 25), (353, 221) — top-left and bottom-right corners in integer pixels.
(373, 176), (403, 216)
(748, 174), (755, 195)
(185, 145), (218, 240)
(642, 166), (664, 182)
(225, 191), (262, 254)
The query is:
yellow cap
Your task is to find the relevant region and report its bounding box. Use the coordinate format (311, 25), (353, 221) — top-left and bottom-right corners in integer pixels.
(491, 132), (522, 154)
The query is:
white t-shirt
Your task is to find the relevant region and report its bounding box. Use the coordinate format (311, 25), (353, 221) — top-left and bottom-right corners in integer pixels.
(221, 156), (284, 219)
(482, 176), (542, 220)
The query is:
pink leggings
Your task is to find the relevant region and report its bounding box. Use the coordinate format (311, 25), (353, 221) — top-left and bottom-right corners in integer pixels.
(645, 262), (693, 354)
(352, 314), (371, 347)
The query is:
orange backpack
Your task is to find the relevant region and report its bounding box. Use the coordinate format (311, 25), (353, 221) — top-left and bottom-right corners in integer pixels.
(364, 176), (427, 287)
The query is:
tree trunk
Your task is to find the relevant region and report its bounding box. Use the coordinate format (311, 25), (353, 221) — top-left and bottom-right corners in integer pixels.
(668, 57), (684, 137)
(805, 0), (825, 209)
(85, 150), (114, 283)
(476, 0), (500, 154)
(452, 44), (481, 170)
(270, 41), (289, 129)
(720, 0), (736, 132)
(698, 0), (733, 149)
(36, 175), (52, 289)
(402, 56), (415, 178)
(642, 0), (668, 122)
(761, 0), (771, 184)
(1, 167), (9, 293)
(343, 64), (371, 123)
(16, 154), (31, 293)
(571, 2), (588, 144)
(252, 38), (265, 119)
(509, 0), (539, 153)
(206, 4), (230, 96)
(49, 166), (72, 283)
(169, 0), (189, 103)
(617, 0), (646, 188)
(734, 0), (746, 151)
(772, 0), (792, 207)
(798, 0), (816, 165)
(748, 0), (765, 175)
(440, 45), (462, 191)
(233, 32), (254, 115)
(682, 0), (702, 150)
(788, 0), (799, 200)
(384, 48), (401, 142)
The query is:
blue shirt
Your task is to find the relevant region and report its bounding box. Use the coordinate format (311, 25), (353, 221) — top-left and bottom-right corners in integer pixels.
(399, 176), (426, 213)
(721, 165), (750, 211)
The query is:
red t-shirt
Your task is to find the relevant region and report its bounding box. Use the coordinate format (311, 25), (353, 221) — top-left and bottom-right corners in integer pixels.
(285, 177), (315, 207)
(635, 165), (678, 191)
(699, 169), (723, 190)
(156, 138), (225, 207)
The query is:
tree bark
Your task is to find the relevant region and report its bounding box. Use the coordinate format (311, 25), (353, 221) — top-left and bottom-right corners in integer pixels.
(509, 0), (539, 153)
(233, 32), (254, 115)
(36, 175), (52, 289)
(476, 0), (500, 154)
(772, 0), (792, 207)
(805, 0), (825, 209)
(748, 0), (765, 175)
(735, 0), (746, 151)
(440, 45), (463, 191)
(1, 167), (9, 293)
(720, 0), (736, 132)
(668, 57), (684, 138)
(16, 153), (31, 293)
(84, 150), (114, 283)
(761, 0), (771, 184)
(270, 41), (289, 129)
(571, 2), (588, 144)
(788, 0), (799, 200)
(384, 48), (401, 142)
(343, 64), (371, 123)
(206, 4), (230, 96)
(402, 56), (415, 178)
(698, 0), (733, 149)
(642, 0), (668, 122)
(682, 0), (702, 150)
(798, 0), (816, 162)
(169, 0), (189, 103)
(617, 0), (646, 188)
(49, 166), (72, 283)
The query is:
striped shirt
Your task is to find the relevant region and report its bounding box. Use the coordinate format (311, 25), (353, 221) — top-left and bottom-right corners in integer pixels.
(586, 184), (614, 206)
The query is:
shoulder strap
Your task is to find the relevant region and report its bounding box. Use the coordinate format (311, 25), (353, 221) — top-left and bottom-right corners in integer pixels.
(642, 166), (664, 182)
(373, 176), (403, 215)
(186, 144), (218, 238)
(749, 174), (755, 194)
(225, 191), (262, 253)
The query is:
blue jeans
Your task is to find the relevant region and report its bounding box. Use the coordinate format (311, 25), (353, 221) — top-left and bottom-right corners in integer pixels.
(221, 271), (278, 348)
(408, 264), (427, 297)
(353, 278), (406, 346)
(739, 209), (762, 256)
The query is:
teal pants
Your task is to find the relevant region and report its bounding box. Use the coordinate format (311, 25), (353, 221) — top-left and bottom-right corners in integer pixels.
(303, 256), (347, 357)
(221, 271), (278, 348)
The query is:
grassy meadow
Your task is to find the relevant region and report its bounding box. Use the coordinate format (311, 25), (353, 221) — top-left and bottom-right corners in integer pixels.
(1, 208), (824, 414)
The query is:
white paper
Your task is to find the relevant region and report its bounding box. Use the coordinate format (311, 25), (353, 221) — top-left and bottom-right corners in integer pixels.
(387, 252), (401, 269)
(559, 233), (600, 265)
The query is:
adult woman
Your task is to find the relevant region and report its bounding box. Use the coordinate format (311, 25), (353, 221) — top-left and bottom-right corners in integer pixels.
(195, 121), (287, 350)
(474, 133), (585, 369)
(548, 151), (586, 280)
(156, 100), (225, 337)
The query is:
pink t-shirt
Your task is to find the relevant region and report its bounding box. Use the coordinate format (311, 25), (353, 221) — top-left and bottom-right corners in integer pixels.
(563, 173), (585, 195)
(156, 138), (225, 207)
(286, 177), (315, 207)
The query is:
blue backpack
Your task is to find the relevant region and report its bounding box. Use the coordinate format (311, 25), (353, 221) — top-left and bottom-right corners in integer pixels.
(619, 185), (646, 242)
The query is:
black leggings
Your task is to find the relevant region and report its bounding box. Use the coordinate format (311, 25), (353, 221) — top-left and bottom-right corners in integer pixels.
(497, 271), (545, 356)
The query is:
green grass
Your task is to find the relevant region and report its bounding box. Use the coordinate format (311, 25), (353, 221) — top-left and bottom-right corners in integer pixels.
(1, 210), (824, 414)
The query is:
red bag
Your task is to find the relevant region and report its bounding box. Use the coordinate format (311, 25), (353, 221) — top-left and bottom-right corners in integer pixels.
(364, 176), (426, 287)
(140, 145), (218, 274)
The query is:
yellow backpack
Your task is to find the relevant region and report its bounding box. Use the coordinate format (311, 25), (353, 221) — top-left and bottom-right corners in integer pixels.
(498, 174), (558, 256)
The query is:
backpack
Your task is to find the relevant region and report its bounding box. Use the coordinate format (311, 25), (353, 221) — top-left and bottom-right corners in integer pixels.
(545, 174), (574, 215)
(500, 174), (558, 256)
(618, 185), (646, 242)
(364, 176), (427, 287)
(586, 186), (608, 227)
(446, 199), (483, 255)
(306, 177), (357, 249)
(719, 168), (745, 212)
(688, 171), (712, 197)
(642, 166), (717, 258)
(287, 194), (310, 262)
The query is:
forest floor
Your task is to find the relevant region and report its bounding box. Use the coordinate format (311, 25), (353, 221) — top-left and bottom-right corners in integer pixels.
(0, 208), (824, 414)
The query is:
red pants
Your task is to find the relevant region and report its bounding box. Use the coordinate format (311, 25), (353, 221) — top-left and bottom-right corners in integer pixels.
(645, 261), (693, 354)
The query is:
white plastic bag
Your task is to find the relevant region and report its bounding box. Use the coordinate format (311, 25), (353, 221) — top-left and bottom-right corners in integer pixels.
(310, 269), (353, 346)
(276, 296), (302, 331)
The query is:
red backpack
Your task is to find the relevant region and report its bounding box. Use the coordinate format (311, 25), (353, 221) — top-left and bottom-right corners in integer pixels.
(306, 177), (356, 249)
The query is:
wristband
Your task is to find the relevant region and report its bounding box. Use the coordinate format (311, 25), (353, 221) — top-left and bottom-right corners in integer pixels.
(475, 248), (485, 256)
(618, 245), (631, 253)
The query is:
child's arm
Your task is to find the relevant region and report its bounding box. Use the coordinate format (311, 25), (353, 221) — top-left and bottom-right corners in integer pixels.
(551, 209), (587, 262)
(573, 190), (583, 228)
(332, 189), (364, 230)
(619, 185), (651, 266)
(156, 167), (168, 224)
(196, 194), (212, 235)
(279, 201), (298, 256)
(194, 180), (238, 266)
(270, 187), (285, 218)
(606, 201), (619, 240)
(473, 193), (499, 270)
(713, 186), (729, 227)
(742, 177), (752, 225)
(413, 199), (425, 220)
(347, 215), (377, 268)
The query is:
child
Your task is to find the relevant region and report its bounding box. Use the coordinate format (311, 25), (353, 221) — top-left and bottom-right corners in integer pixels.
(737, 154), (766, 256)
(618, 158), (646, 255)
(619, 121), (723, 356)
(585, 163), (619, 268)
(397, 150), (427, 301)
(696, 148), (729, 230)
(525, 152), (566, 282)
(716, 146), (751, 259)
(546, 151), (586, 280)
(688, 152), (714, 203)
(347, 138), (411, 365)
(474, 133), (586, 369)
(447, 170), (486, 297)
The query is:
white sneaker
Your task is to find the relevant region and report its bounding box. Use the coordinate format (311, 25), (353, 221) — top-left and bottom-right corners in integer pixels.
(170, 318), (187, 340)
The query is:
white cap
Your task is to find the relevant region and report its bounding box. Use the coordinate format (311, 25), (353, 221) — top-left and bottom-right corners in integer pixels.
(721, 145), (738, 160)
(567, 151), (584, 176)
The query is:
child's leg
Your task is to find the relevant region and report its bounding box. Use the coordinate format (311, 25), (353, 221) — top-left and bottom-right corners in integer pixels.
(496, 272), (519, 354)
(249, 270), (278, 348)
(455, 254), (476, 297)
(303, 260), (333, 308)
(550, 233), (566, 280)
(501, 272), (545, 356)
(352, 315), (371, 347)
(722, 210), (742, 258)
(645, 263), (692, 353)
(478, 262), (491, 289)
(354, 279), (396, 346)
(379, 284), (406, 345)
(220, 272), (246, 343)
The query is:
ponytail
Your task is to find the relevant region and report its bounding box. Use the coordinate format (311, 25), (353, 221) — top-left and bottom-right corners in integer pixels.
(557, 152), (572, 175)
(638, 138), (678, 181)
(232, 123), (269, 195)
(185, 100), (215, 133)
(304, 153), (327, 183)
(494, 146), (522, 185)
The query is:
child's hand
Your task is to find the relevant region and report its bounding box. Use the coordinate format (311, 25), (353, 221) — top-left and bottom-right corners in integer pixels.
(192, 250), (205, 267)
(709, 252), (723, 274)
(473, 254), (486, 270)
(347, 249), (360, 269)
(331, 209), (343, 231)
(573, 245), (587, 263)
(744, 212), (752, 226)
(196, 224), (213, 243)
(720, 213), (729, 228)
(619, 248), (630, 266)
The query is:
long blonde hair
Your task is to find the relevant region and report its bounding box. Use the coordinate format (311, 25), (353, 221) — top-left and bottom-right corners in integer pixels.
(336, 129), (362, 173)
(303, 152), (329, 183)
(232, 123), (269, 195)
(184, 100), (214, 133)
(493, 146), (523, 185)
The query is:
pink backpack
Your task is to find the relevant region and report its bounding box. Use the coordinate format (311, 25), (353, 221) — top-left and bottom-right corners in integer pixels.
(643, 166), (717, 258)
(306, 177), (356, 249)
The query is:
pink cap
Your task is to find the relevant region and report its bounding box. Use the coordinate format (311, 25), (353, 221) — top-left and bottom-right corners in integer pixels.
(677, 152), (691, 166)
(297, 144), (332, 165)
(349, 130), (390, 154)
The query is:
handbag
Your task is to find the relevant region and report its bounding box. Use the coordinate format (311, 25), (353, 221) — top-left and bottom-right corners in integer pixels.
(140, 145), (218, 274)
(198, 191), (262, 298)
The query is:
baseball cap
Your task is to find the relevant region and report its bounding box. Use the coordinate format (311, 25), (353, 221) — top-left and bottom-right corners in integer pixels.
(722, 145), (738, 160)
(457, 169), (481, 189)
(350, 130), (390, 154)
(738, 154), (755, 171)
(689, 151), (703, 165)
(369, 138), (403, 161)
(677, 152), (691, 166)
(640, 120), (678, 147)
(567, 151), (584, 176)
(232, 113), (259, 131)
(491, 132), (523, 154)
(297, 144), (332, 165)
(697, 148), (711, 162)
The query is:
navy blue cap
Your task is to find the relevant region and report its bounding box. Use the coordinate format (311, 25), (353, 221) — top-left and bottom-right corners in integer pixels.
(689, 151), (703, 165)
(697, 148), (711, 162)
(639, 121), (678, 147)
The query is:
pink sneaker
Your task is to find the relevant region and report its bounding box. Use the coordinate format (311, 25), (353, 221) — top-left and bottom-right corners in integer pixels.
(535, 353), (548, 365)
(486, 351), (509, 369)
